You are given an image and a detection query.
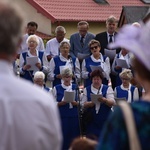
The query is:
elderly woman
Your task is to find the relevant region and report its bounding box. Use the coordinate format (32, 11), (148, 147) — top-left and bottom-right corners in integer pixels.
(19, 35), (48, 82)
(82, 69), (115, 138)
(114, 69), (139, 103)
(33, 71), (50, 91)
(112, 48), (133, 87)
(48, 41), (80, 87)
(52, 68), (80, 150)
(82, 39), (110, 87)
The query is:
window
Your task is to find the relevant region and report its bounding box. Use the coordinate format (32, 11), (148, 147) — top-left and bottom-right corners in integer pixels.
(93, 0), (108, 4)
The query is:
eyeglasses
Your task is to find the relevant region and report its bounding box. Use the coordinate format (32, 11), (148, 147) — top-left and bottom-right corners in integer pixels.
(121, 78), (130, 81)
(28, 41), (36, 44)
(90, 46), (98, 50)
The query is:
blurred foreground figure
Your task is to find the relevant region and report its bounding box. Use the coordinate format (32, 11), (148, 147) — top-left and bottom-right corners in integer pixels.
(69, 137), (98, 150)
(97, 21), (150, 150)
(0, 1), (62, 150)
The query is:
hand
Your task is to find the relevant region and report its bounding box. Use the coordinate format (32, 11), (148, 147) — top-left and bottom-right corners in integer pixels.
(115, 66), (122, 70)
(56, 74), (62, 79)
(58, 101), (67, 106)
(36, 63), (42, 69)
(23, 64), (31, 70)
(84, 101), (95, 108)
(71, 101), (78, 106)
(98, 97), (107, 103)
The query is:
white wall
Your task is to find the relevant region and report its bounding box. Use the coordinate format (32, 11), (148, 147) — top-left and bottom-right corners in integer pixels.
(11, 0), (51, 35)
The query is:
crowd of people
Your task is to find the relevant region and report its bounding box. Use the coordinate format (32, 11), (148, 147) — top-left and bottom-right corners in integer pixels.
(1, 0), (150, 150)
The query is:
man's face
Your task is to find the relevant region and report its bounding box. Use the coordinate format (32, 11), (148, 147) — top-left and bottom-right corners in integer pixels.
(56, 30), (65, 43)
(27, 25), (37, 36)
(78, 24), (88, 37)
(106, 22), (117, 34)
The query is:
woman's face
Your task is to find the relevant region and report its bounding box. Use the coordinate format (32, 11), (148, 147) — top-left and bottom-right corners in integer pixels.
(60, 43), (70, 57)
(28, 38), (38, 50)
(62, 75), (72, 85)
(90, 43), (100, 56)
(121, 48), (128, 56)
(34, 78), (44, 87)
(121, 76), (130, 88)
(92, 76), (102, 88)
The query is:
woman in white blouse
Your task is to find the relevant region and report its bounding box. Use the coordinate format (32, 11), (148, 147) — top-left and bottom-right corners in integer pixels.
(111, 48), (133, 87)
(81, 69), (115, 138)
(19, 35), (48, 82)
(48, 41), (80, 87)
(52, 68), (80, 150)
(82, 39), (110, 87)
(114, 69), (139, 103)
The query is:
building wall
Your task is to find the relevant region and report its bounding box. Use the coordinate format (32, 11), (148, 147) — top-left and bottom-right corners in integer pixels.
(11, 0), (51, 35)
(10, 0), (120, 41)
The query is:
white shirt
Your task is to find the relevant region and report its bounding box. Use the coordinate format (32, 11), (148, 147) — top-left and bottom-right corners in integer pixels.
(48, 53), (80, 81)
(112, 51), (132, 74)
(45, 38), (69, 57)
(81, 84), (114, 113)
(0, 60), (62, 150)
(114, 84), (139, 102)
(19, 50), (49, 74)
(18, 34), (45, 54)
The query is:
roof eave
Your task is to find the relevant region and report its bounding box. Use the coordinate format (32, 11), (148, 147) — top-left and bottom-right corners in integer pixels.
(26, 0), (56, 23)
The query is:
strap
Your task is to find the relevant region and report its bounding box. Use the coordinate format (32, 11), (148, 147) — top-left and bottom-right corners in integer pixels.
(118, 101), (141, 150)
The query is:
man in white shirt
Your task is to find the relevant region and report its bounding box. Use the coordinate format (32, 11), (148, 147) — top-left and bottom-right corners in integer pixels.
(45, 26), (69, 61)
(0, 1), (62, 150)
(18, 21), (45, 55)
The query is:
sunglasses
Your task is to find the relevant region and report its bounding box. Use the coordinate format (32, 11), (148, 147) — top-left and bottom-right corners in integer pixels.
(90, 46), (98, 50)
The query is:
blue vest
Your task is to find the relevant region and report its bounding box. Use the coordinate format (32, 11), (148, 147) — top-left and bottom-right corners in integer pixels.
(86, 85), (111, 121)
(55, 84), (78, 117)
(21, 51), (44, 82)
(116, 85), (135, 102)
(84, 55), (107, 87)
(53, 56), (76, 87)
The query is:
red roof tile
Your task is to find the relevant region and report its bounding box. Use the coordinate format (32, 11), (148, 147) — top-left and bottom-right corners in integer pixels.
(36, 31), (52, 40)
(26, 0), (148, 22)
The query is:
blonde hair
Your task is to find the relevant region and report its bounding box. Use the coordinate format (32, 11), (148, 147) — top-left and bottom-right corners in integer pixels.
(106, 15), (118, 24)
(119, 69), (133, 80)
(61, 68), (73, 76)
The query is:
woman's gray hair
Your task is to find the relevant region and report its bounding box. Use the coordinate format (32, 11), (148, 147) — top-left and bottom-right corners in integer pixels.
(26, 35), (39, 45)
(55, 26), (66, 34)
(61, 68), (73, 76)
(60, 41), (70, 48)
(34, 71), (45, 80)
(119, 69), (133, 80)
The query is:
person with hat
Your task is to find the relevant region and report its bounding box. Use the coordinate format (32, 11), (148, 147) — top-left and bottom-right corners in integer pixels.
(97, 21), (150, 150)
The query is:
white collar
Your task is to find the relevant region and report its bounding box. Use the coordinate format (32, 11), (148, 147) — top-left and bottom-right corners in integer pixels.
(91, 53), (104, 62)
(61, 83), (72, 90)
(91, 84), (103, 94)
(121, 84), (131, 91)
(60, 53), (69, 61)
